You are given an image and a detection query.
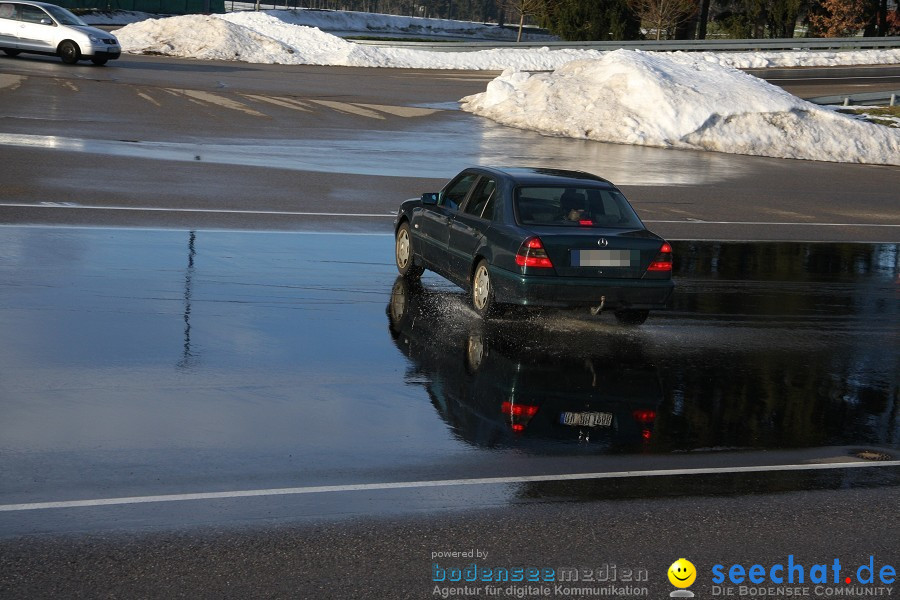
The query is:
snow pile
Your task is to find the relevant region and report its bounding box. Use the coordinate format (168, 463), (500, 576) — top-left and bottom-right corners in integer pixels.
(113, 12), (900, 165)
(116, 15), (311, 63)
(220, 8), (555, 40)
(115, 11), (900, 70)
(460, 51), (900, 165)
(116, 13), (592, 68)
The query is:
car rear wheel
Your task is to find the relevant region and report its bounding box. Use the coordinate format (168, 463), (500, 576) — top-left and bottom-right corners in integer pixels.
(58, 41), (80, 64)
(614, 309), (650, 325)
(395, 222), (424, 279)
(464, 332), (486, 373)
(2, 48), (21, 57)
(471, 260), (497, 318)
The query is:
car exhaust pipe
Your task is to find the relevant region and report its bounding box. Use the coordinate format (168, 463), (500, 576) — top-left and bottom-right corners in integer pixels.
(590, 296), (605, 316)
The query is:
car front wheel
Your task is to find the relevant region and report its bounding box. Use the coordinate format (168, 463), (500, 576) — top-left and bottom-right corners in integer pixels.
(90, 57), (108, 66)
(58, 41), (80, 64)
(395, 222), (423, 279)
(471, 260), (497, 318)
(2, 48), (21, 57)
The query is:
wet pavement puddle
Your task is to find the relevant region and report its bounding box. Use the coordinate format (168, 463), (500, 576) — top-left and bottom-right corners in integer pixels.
(0, 227), (897, 511)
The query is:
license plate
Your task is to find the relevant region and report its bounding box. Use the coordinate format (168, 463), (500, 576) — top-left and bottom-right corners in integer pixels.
(559, 411), (613, 427)
(572, 249), (636, 267)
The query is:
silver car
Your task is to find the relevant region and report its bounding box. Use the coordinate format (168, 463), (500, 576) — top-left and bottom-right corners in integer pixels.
(0, 0), (121, 65)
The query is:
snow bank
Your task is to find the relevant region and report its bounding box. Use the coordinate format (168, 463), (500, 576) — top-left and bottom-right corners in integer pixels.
(116, 13), (594, 68)
(460, 51), (900, 165)
(115, 11), (900, 70)
(116, 15), (309, 63)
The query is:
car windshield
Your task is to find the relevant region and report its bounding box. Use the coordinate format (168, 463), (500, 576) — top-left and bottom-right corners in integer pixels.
(44, 4), (86, 26)
(515, 186), (644, 228)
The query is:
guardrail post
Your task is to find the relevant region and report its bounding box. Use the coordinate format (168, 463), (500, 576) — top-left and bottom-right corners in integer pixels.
(843, 97), (850, 106)
(891, 94), (896, 107)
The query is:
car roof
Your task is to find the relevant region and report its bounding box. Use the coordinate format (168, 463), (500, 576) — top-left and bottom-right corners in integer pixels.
(7, 1), (58, 7)
(473, 166), (615, 188)
(8, 1), (64, 8)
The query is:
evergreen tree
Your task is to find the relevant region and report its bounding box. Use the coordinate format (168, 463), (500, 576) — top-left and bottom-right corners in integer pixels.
(543, 0), (641, 39)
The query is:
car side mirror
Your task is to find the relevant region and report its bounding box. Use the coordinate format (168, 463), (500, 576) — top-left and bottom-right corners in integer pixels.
(40, 18), (52, 25)
(421, 193), (438, 205)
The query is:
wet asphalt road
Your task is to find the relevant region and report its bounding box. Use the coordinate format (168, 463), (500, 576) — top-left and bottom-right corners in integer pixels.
(1, 229), (897, 520)
(0, 227), (898, 597)
(2, 486), (898, 599)
(0, 55), (898, 241)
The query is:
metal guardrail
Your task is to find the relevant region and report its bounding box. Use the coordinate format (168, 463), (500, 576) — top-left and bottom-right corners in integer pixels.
(808, 91), (899, 106)
(353, 36), (900, 52)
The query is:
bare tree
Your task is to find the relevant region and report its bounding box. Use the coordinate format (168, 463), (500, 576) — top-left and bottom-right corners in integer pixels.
(500, 0), (550, 41)
(628, 0), (698, 39)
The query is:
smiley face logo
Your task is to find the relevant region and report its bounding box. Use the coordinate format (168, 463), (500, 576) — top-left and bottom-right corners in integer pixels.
(668, 558), (697, 588)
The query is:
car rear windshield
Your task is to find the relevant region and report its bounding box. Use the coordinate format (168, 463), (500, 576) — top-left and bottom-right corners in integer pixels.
(515, 186), (644, 228)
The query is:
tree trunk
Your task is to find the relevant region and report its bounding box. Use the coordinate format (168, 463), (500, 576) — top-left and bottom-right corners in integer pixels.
(518, 9), (524, 41)
(697, 0), (710, 38)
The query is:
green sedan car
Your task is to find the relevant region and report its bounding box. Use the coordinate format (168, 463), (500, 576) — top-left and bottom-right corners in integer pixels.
(393, 167), (674, 324)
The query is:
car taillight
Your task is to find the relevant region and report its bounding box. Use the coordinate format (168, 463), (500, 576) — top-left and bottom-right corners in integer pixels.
(633, 409), (656, 442)
(632, 409), (656, 425)
(515, 237), (553, 268)
(647, 242), (672, 272)
(501, 401), (539, 434)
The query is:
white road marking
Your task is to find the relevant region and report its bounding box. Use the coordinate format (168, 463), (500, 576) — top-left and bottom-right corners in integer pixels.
(354, 103), (441, 118)
(136, 90), (162, 107)
(307, 99), (385, 120)
(2, 204), (898, 227)
(0, 74), (26, 91)
(645, 219), (899, 228)
(241, 94), (312, 112)
(173, 89), (267, 117)
(0, 223), (394, 235)
(1, 461), (897, 512)
(0, 203), (394, 217)
(763, 75), (900, 81)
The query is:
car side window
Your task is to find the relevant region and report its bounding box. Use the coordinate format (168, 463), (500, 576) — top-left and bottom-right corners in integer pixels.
(440, 174), (478, 212)
(19, 5), (51, 23)
(463, 178), (496, 220)
(0, 3), (17, 19)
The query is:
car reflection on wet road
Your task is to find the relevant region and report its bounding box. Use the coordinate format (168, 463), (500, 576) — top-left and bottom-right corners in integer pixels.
(388, 241), (899, 455)
(0, 227), (897, 534)
(388, 276), (665, 451)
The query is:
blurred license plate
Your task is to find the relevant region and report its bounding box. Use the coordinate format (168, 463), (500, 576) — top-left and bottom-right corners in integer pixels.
(572, 249), (635, 267)
(559, 411), (613, 427)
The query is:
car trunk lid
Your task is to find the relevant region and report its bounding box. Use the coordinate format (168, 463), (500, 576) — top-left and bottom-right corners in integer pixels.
(525, 227), (665, 279)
